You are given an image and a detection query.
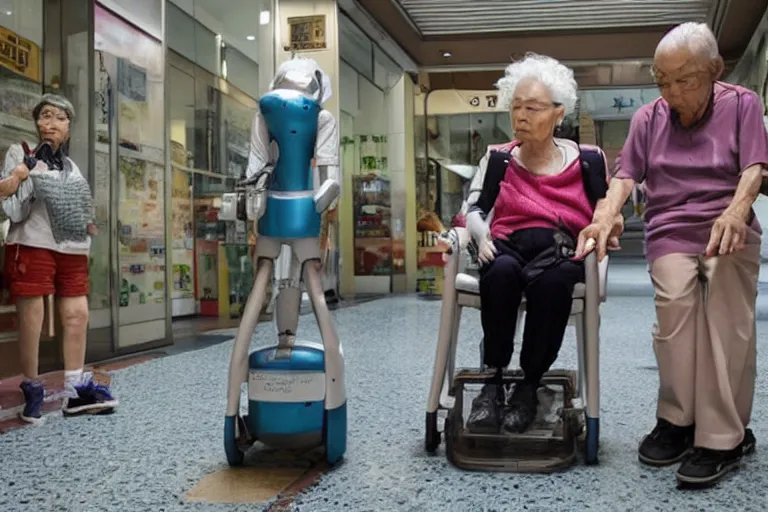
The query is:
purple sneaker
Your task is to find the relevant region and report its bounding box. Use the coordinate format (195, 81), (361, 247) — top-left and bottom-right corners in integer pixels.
(19, 380), (45, 424)
(62, 375), (118, 416)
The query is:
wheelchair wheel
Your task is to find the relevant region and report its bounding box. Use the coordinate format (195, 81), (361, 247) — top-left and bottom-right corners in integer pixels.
(584, 415), (599, 465)
(425, 412), (440, 453)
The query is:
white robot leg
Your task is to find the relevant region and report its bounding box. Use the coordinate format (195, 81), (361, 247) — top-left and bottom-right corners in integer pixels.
(225, 256), (274, 417)
(293, 238), (345, 410)
(275, 253), (302, 350)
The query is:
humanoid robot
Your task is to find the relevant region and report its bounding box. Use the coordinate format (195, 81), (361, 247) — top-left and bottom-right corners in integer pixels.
(220, 57), (345, 466)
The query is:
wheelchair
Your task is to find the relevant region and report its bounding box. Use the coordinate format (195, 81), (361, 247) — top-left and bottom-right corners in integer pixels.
(424, 226), (608, 472)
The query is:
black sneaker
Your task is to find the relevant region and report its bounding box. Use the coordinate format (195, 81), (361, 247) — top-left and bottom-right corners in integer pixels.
(676, 428), (757, 486)
(638, 418), (694, 466)
(62, 375), (118, 417)
(501, 381), (539, 434)
(466, 384), (503, 433)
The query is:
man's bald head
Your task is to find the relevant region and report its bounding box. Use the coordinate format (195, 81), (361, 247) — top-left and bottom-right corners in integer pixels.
(653, 22), (723, 79)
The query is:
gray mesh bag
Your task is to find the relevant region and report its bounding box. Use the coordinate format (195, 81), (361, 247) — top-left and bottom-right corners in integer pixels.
(30, 159), (93, 244)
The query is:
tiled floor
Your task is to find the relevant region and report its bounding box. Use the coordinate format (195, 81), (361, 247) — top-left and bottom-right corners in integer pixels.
(2, 276), (768, 511)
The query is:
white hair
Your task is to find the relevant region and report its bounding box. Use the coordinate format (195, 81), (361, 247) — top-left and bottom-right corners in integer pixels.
(495, 53), (578, 114)
(655, 22), (720, 63)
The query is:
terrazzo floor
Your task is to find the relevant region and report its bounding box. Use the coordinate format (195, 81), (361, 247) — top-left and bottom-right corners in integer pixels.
(3, 292), (768, 512)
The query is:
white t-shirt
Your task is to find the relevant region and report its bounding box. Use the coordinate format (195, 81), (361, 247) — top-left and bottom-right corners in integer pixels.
(2, 143), (91, 255)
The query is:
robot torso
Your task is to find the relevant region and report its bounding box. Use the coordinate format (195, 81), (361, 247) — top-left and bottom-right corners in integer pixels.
(257, 90), (322, 239)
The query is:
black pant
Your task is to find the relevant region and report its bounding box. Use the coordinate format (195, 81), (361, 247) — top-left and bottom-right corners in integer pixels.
(478, 228), (584, 384)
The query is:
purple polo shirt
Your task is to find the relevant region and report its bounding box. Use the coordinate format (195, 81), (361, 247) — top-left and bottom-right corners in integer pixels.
(614, 82), (768, 263)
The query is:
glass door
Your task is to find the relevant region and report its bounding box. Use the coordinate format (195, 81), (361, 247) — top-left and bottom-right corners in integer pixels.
(94, 3), (168, 349)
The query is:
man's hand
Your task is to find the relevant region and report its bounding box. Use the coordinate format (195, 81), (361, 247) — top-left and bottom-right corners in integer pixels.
(705, 212), (747, 257)
(87, 223), (99, 236)
(576, 214), (624, 261)
(477, 239), (498, 264)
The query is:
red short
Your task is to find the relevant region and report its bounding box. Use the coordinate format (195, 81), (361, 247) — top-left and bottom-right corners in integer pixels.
(4, 244), (89, 299)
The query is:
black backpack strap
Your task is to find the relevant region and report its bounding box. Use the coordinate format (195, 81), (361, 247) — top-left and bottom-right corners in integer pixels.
(578, 144), (608, 207)
(470, 149), (511, 218)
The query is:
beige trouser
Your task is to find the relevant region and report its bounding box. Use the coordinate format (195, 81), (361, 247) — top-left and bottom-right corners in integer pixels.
(650, 245), (760, 451)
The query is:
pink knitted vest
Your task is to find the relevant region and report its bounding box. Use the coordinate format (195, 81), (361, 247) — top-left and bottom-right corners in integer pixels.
(489, 148), (594, 240)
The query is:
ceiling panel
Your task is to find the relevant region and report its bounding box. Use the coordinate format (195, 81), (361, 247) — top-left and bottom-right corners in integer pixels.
(396, 0), (715, 36)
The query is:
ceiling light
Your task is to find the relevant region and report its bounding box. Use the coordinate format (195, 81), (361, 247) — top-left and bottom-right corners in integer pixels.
(442, 50), (452, 58)
(4, 10), (11, 15)
(260, 10), (270, 25)
(246, 35), (256, 41)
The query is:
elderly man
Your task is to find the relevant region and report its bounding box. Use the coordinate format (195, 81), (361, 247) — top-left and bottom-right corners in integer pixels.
(577, 22), (768, 487)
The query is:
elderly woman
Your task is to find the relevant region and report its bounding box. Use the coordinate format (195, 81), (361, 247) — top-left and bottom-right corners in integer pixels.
(465, 54), (611, 435)
(577, 22), (766, 487)
(2, 94), (117, 424)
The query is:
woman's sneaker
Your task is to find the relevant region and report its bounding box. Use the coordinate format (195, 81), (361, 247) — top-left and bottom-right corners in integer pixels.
(62, 374), (118, 417)
(19, 380), (45, 424)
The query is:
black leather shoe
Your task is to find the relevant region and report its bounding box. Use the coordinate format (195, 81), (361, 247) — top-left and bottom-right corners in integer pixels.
(501, 381), (539, 434)
(466, 384), (503, 433)
(638, 418), (694, 467)
(676, 428), (756, 487)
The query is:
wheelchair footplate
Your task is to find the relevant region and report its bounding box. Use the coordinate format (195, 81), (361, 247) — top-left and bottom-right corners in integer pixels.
(444, 368), (585, 473)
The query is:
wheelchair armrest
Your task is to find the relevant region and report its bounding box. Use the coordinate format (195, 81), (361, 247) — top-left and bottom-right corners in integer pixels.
(584, 252), (609, 303)
(441, 227), (473, 276)
(584, 251), (604, 306)
(598, 254), (609, 303)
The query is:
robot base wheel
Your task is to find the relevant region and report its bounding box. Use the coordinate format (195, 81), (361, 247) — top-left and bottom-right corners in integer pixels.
(224, 415), (245, 466)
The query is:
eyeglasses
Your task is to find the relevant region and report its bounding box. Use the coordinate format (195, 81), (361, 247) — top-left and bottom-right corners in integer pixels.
(653, 70), (705, 92)
(38, 110), (69, 124)
(511, 101), (562, 115)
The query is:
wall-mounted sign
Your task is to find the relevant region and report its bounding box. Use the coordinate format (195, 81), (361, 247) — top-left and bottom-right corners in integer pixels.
(468, 94), (498, 109)
(0, 26), (41, 82)
(287, 15), (327, 52)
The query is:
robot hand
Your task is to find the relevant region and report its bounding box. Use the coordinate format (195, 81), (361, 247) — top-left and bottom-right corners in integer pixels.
(239, 165), (274, 188)
(314, 179), (340, 213)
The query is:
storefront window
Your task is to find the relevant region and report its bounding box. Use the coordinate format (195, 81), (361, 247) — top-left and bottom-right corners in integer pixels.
(0, 0), (44, 336)
(168, 49), (257, 317)
(94, 3), (167, 346)
(165, 0), (269, 316)
(338, 13), (405, 291)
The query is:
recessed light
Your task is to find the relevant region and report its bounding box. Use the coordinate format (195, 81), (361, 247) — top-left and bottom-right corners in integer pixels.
(442, 50), (452, 58)
(246, 35), (256, 41)
(260, 10), (270, 25)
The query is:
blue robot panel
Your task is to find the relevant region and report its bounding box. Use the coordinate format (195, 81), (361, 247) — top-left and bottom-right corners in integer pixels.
(257, 92), (322, 239)
(247, 344), (326, 437)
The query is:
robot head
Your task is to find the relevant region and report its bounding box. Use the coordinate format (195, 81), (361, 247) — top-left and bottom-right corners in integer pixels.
(269, 56), (333, 104)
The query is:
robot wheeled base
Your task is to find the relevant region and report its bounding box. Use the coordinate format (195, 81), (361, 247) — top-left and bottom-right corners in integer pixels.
(431, 368), (597, 473)
(224, 341), (347, 468)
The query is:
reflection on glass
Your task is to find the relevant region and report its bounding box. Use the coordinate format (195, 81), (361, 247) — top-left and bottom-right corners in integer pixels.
(168, 47), (257, 317)
(353, 135), (392, 276)
(171, 169), (194, 302)
(0, 5), (43, 334)
(94, 4), (167, 330)
(415, 112), (513, 227)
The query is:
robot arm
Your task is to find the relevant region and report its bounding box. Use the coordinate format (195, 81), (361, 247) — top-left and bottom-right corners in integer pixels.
(314, 109), (340, 213)
(459, 148), (490, 217)
(241, 112), (274, 186)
